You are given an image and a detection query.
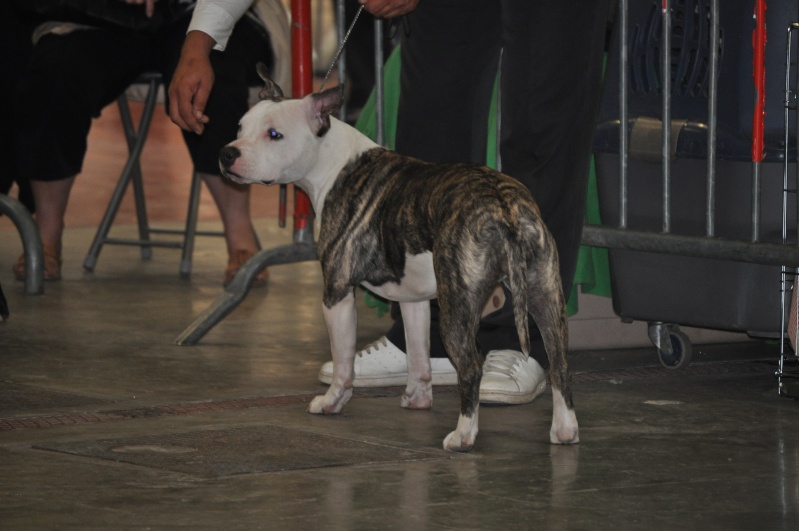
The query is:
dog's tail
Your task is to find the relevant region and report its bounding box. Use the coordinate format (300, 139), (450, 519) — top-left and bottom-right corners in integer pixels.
(505, 234), (531, 357)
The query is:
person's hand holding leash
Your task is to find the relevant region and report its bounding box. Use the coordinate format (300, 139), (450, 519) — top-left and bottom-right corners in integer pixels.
(359, 0), (419, 19)
(168, 30), (216, 134)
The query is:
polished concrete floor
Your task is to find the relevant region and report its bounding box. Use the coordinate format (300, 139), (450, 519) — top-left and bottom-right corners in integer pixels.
(1, 220), (798, 530)
(3, 105), (799, 529)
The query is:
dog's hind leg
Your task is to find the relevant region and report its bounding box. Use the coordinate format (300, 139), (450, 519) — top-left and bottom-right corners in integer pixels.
(527, 263), (579, 445)
(399, 300), (433, 410)
(438, 290), (484, 452)
(308, 290), (357, 415)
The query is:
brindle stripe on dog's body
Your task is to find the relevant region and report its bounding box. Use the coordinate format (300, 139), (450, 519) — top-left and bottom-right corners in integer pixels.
(318, 148), (547, 304)
(316, 147), (572, 416)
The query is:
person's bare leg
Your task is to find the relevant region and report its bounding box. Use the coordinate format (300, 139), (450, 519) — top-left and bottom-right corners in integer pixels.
(199, 172), (268, 285)
(12, 177), (74, 281)
(200, 172), (259, 253)
(31, 177), (76, 256)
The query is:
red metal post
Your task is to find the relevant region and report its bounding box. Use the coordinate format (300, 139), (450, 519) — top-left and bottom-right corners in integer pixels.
(751, 0), (767, 163)
(291, 0), (314, 233)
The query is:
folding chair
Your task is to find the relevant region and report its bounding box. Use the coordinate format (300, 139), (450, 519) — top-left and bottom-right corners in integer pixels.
(82, 72), (223, 278)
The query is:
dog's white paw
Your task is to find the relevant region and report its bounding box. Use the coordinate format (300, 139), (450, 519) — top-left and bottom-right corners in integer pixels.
(550, 388), (579, 444)
(400, 383), (433, 410)
(308, 387), (353, 415)
(550, 426), (580, 445)
(442, 412), (478, 452)
(443, 430), (475, 452)
(550, 405), (580, 444)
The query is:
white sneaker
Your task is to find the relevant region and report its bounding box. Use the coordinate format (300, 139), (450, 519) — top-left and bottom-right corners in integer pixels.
(480, 350), (547, 404)
(317, 336), (458, 387)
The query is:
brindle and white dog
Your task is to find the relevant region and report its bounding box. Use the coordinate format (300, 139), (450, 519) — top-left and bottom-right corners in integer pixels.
(219, 67), (579, 451)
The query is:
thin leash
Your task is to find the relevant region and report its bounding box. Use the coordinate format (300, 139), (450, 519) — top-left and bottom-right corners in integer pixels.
(318, 5), (365, 91)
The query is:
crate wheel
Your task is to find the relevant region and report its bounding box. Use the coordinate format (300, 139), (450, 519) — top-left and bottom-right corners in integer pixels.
(658, 327), (692, 369)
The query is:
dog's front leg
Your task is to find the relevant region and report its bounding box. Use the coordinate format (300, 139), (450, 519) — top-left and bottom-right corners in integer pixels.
(308, 290), (357, 415)
(399, 300), (433, 410)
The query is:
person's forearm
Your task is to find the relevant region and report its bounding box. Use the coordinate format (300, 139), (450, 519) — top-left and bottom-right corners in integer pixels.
(169, 30), (218, 134)
(181, 29), (217, 60)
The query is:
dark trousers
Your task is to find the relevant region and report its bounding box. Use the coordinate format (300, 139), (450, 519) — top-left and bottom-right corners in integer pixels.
(385, 0), (608, 366)
(1, 4), (37, 211)
(14, 14), (272, 184)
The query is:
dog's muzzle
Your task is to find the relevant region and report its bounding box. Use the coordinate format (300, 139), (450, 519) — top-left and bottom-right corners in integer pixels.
(219, 145), (241, 171)
(218, 145), (248, 183)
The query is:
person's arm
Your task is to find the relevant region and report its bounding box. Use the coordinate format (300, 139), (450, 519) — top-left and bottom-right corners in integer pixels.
(167, 0), (252, 134)
(168, 30), (217, 134)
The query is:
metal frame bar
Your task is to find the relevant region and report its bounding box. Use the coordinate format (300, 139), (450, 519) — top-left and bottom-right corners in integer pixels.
(586, 0), (793, 262)
(777, 22), (799, 396)
(618, 0), (629, 229)
(661, 0), (672, 234)
(705, 0), (720, 237)
(0, 194), (43, 295)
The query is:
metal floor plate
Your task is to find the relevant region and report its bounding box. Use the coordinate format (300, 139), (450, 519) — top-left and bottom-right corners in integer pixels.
(33, 425), (448, 478)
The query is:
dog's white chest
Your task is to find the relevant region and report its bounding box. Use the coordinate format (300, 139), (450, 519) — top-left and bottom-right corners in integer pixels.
(361, 252), (437, 302)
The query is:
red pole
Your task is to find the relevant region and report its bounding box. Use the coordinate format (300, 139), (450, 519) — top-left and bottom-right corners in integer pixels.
(751, 0), (767, 163)
(291, 0), (314, 232)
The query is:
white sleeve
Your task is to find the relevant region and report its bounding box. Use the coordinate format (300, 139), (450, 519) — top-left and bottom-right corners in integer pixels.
(188, 0), (255, 51)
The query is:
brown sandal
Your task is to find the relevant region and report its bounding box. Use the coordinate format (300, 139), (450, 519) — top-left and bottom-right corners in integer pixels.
(224, 249), (269, 288)
(12, 247), (62, 282)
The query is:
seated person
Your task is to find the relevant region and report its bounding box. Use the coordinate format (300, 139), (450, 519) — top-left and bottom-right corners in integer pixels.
(12, 0), (281, 285)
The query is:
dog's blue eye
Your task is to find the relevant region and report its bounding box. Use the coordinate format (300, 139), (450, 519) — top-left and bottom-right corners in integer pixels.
(268, 128), (283, 140)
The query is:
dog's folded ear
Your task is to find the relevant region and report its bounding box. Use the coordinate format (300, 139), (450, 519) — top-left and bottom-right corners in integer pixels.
(256, 62), (284, 101)
(308, 84), (345, 137)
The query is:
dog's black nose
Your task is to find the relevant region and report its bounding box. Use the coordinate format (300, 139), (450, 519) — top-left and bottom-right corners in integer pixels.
(219, 145), (241, 169)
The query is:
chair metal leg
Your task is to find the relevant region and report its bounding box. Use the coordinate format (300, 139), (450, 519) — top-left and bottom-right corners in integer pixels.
(174, 241), (317, 345)
(85, 72), (225, 277)
(83, 78), (160, 272)
(0, 194), (44, 295)
(130, 163), (153, 261)
(180, 172), (203, 278)
(118, 92), (154, 261)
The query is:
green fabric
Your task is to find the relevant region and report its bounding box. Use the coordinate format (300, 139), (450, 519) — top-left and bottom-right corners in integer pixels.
(355, 47), (611, 317)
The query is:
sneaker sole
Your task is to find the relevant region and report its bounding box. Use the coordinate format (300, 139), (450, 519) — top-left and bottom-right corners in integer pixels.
(479, 380), (548, 405)
(318, 371), (458, 388)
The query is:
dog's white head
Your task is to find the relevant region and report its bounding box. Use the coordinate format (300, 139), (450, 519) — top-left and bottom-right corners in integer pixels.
(219, 63), (344, 187)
